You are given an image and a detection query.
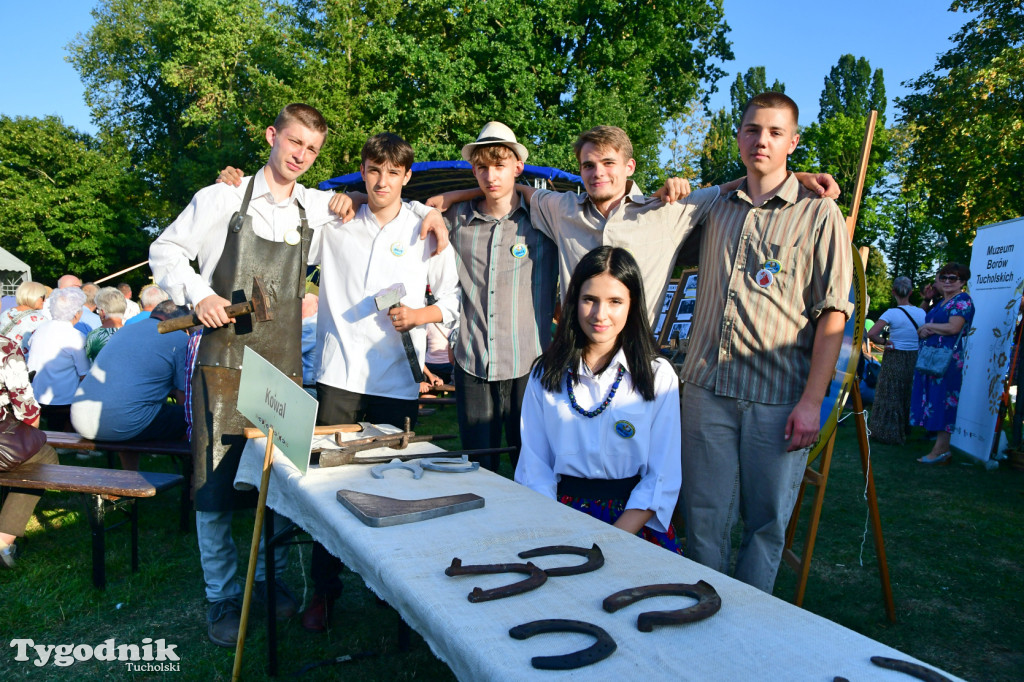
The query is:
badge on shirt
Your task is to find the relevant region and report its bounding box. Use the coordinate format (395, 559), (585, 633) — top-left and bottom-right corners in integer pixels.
(755, 269), (774, 288)
(511, 243), (528, 259)
(764, 259), (782, 274)
(614, 420), (636, 439)
(284, 229), (301, 246)
(390, 242), (406, 257)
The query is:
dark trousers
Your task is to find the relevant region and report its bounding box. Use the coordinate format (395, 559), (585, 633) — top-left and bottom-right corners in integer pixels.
(311, 383), (419, 596)
(453, 363), (529, 472)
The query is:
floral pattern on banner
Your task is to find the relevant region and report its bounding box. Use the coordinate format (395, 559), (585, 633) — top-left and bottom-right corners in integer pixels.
(0, 335), (41, 422)
(910, 292), (975, 433)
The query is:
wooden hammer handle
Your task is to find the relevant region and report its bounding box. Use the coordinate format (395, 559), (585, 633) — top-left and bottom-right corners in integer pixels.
(243, 424), (363, 439)
(157, 301), (255, 334)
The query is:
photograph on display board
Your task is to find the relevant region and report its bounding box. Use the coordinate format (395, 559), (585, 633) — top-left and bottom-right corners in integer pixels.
(653, 281), (678, 338)
(669, 321), (692, 341)
(677, 298), (695, 320)
(657, 268), (697, 347)
(682, 273), (698, 298)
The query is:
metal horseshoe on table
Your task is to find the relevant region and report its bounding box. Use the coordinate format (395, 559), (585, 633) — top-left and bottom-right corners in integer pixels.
(418, 455), (480, 474)
(516, 543), (604, 577)
(444, 558), (547, 602)
(602, 580), (722, 632)
(370, 458), (424, 479)
(508, 619), (617, 670)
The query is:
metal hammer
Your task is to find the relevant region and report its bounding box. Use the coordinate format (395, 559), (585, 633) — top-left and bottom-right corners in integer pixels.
(374, 283), (424, 383)
(158, 277), (272, 334)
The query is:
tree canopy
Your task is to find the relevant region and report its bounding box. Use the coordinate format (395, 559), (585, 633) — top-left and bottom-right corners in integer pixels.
(0, 116), (150, 284)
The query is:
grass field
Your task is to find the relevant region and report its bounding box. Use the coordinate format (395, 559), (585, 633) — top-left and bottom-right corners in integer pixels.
(1, 401), (1021, 681)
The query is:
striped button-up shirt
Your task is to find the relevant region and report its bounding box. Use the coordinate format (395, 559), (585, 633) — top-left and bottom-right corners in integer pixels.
(680, 174), (854, 404)
(445, 195), (558, 381)
(530, 182), (720, 325)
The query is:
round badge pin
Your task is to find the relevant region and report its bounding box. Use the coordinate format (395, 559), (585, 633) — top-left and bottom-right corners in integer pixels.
(511, 243), (528, 259)
(284, 229), (301, 246)
(390, 242), (406, 257)
(764, 259), (782, 274)
(614, 420), (636, 439)
(755, 269), (774, 288)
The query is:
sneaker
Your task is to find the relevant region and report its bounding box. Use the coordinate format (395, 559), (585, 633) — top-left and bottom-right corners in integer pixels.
(0, 541), (16, 569)
(207, 597), (242, 648)
(301, 592), (336, 633)
(253, 579), (299, 620)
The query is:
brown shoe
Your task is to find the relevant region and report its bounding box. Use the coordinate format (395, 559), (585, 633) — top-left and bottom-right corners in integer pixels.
(301, 592), (336, 632)
(207, 597), (242, 648)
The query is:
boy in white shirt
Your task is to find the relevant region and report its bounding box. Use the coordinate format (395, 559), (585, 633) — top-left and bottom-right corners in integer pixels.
(303, 132), (460, 631)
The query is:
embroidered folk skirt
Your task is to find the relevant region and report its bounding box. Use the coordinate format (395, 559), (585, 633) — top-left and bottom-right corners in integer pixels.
(557, 475), (683, 555)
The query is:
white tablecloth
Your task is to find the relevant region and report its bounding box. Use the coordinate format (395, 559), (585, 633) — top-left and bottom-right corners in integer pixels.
(235, 428), (961, 682)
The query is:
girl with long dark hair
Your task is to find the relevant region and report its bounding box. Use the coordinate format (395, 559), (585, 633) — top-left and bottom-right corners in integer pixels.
(515, 246), (683, 552)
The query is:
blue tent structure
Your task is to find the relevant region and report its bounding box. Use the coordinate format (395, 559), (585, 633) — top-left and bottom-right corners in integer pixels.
(318, 160), (583, 202)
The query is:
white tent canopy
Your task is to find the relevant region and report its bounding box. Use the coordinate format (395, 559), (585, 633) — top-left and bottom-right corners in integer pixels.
(0, 248), (32, 296)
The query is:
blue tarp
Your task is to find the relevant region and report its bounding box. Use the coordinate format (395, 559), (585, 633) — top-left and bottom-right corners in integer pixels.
(318, 160), (582, 202)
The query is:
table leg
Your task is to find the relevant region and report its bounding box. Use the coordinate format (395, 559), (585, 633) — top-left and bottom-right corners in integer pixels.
(85, 494), (106, 590)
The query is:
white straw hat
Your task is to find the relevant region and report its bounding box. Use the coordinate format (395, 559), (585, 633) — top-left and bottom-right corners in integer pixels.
(461, 121), (529, 163)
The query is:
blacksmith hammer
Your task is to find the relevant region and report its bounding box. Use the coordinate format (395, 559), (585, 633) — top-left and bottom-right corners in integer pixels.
(158, 277), (272, 334)
(374, 283), (424, 383)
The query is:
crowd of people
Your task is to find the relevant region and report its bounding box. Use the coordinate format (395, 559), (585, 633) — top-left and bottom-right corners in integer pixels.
(9, 93), (946, 653)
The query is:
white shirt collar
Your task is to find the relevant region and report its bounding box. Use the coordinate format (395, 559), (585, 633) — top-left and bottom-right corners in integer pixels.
(576, 346), (631, 379)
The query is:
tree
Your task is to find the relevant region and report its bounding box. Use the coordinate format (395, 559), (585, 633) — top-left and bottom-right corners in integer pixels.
(793, 55), (889, 228)
(70, 0), (733, 207)
(898, 0), (1024, 260)
(698, 67), (785, 186)
(661, 98), (711, 182)
(0, 116), (150, 283)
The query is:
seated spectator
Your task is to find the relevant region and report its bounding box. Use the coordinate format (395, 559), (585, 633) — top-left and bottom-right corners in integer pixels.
(117, 282), (142, 321)
(0, 282), (48, 352)
(0, 334), (60, 568)
(79, 283), (102, 331)
(85, 287), (127, 363)
(26, 287), (88, 430)
(425, 322), (453, 385)
(71, 301), (191, 470)
(123, 284), (171, 325)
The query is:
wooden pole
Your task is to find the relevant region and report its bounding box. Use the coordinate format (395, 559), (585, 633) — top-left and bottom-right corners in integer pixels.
(94, 260), (150, 284)
(232, 428), (276, 681)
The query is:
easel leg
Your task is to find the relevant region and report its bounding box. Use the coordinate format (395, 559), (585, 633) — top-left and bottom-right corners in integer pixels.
(791, 433), (835, 607)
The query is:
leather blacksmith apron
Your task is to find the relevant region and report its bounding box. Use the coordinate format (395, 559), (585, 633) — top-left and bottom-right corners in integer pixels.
(191, 177), (311, 511)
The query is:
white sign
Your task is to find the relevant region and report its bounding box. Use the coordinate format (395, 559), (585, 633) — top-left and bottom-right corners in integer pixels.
(953, 217), (1024, 461)
(237, 346), (317, 473)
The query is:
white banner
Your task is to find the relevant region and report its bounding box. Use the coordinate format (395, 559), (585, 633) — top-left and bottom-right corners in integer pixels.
(953, 217), (1024, 461)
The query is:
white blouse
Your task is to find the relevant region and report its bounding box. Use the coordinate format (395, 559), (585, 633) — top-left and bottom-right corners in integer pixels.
(515, 348), (681, 533)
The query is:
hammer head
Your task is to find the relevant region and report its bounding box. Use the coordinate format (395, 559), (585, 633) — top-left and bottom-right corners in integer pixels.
(374, 283), (407, 311)
(250, 277), (272, 322)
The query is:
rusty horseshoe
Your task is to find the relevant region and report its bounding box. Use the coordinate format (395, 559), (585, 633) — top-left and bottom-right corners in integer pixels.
(508, 619), (616, 670)
(444, 558), (547, 602)
(870, 656), (953, 682)
(602, 580), (722, 632)
(516, 543), (605, 577)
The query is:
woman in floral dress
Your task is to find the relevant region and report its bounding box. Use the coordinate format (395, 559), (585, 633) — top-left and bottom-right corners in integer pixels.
(910, 263), (975, 464)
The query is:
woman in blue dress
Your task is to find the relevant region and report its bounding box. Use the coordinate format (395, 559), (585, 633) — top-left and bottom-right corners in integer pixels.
(910, 262), (975, 464)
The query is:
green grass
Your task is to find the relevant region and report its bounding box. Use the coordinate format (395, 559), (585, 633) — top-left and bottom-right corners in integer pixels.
(1, 402), (1022, 681)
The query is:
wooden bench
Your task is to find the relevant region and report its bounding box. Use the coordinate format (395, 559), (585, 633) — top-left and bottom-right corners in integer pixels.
(0, 463), (184, 589)
(43, 431), (192, 531)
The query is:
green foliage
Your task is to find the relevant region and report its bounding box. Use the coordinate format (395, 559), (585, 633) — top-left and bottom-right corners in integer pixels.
(0, 116), (150, 284)
(897, 0), (1024, 260)
(864, 245), (892, 313)
(793, 55), (889, 230)
(698, 66), (785, 186)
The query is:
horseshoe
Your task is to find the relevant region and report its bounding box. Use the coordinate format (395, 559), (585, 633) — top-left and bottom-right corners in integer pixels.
(870, 656), (953, 682)
(369, 458), (424, 479)
(516, 543), (605, 577)
(602, 580), (722, 632)
(418, 455), (480, 474)
(508, 619), (616, 670)
(444, 558), (547, 602)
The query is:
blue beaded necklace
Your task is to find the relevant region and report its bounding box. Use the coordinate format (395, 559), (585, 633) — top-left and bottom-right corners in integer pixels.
(567, 364), (625, 418)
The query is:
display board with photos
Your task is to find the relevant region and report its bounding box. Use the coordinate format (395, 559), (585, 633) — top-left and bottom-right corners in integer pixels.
(656, 268), (697, 348)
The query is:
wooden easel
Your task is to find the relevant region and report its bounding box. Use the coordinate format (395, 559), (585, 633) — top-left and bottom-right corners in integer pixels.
(782, 110), (896, 623)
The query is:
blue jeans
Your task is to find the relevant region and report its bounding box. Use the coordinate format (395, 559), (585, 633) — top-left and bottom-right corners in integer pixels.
(196, 510), (289, 602)
(675, 384), (808, 593)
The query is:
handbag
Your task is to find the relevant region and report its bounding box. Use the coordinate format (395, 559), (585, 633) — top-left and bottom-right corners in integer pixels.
(915, 324), (968, 378)
(0, 409), (47, 472)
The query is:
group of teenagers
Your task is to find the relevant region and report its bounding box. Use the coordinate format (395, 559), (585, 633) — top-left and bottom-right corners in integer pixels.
(149, 92), (853, 647)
